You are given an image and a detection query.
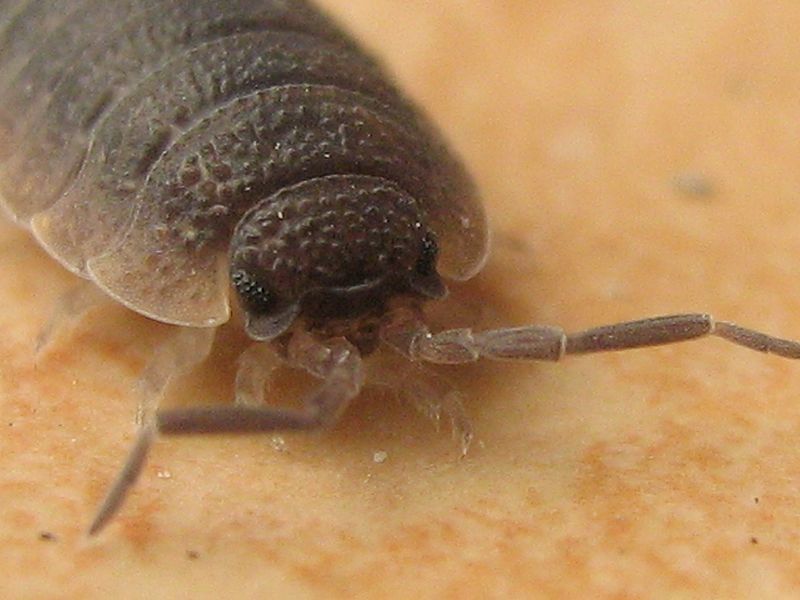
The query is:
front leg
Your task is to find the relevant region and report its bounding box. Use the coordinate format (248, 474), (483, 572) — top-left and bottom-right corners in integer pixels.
(136, 326), (217, 425)
(368, 351), (473, 454)
(89, 332), (364, 535)
(35, 280), (107, 355)
(234, 343), (283, 407)
(160, 334), (364, 434)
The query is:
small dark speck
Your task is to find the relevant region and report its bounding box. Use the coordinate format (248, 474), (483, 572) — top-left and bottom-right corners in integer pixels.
(186, 550), (200, 560)
(750, 536), (759, 545)
(754, 497), (760, 504)
(38, 531), (57, 542)
(672, 172), (715, 199)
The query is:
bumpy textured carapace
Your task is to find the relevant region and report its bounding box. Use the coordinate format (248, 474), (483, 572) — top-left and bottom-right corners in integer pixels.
(6, 1), (800, 537)
(0, 0), (489, 334)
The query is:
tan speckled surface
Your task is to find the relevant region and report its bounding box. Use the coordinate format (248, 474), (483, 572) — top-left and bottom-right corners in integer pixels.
(2, 1), (800, 598)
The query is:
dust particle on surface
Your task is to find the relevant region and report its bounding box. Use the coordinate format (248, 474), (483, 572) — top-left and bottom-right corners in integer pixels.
(671, 171), (715, 199)
(271, 435), (287, 452)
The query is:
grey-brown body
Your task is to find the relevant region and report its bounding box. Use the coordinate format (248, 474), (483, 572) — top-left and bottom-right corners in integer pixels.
(0, 0), (488, 330)
(5, 1), (800, 536)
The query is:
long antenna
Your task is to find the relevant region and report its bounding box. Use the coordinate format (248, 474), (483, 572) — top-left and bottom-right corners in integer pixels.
(88, 425), (156, 536)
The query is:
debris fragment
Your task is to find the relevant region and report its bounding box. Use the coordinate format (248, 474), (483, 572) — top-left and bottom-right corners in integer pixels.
(672, 171), (715, 198)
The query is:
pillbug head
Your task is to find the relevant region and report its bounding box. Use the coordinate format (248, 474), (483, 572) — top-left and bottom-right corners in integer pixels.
(229, 175), (447, 342)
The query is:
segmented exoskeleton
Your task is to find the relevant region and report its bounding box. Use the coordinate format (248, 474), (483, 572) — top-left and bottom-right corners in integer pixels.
(3, 1), (800, 536)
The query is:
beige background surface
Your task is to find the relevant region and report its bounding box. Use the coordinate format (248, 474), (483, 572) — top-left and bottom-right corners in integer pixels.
(2, 1), (800, 597)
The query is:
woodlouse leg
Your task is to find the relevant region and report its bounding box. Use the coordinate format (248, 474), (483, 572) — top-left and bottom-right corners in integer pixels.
(35, 280), (106, 356)
(368, 353), (473, 454)
(159, 334), (365, 434)
(234, 343), (282, 407)
(88, 334), (363, 536)
(135, 327), (216, 425)
(382, 309), (800, 364)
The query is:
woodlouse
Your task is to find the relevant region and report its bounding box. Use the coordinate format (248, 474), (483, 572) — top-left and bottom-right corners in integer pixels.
(1, 1), (799, 535)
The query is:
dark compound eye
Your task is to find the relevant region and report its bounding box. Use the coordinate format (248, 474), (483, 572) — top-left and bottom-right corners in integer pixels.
(408, 232), (447, 299)
(415, 233), (439, 277)
(231, 269), (276, 315)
